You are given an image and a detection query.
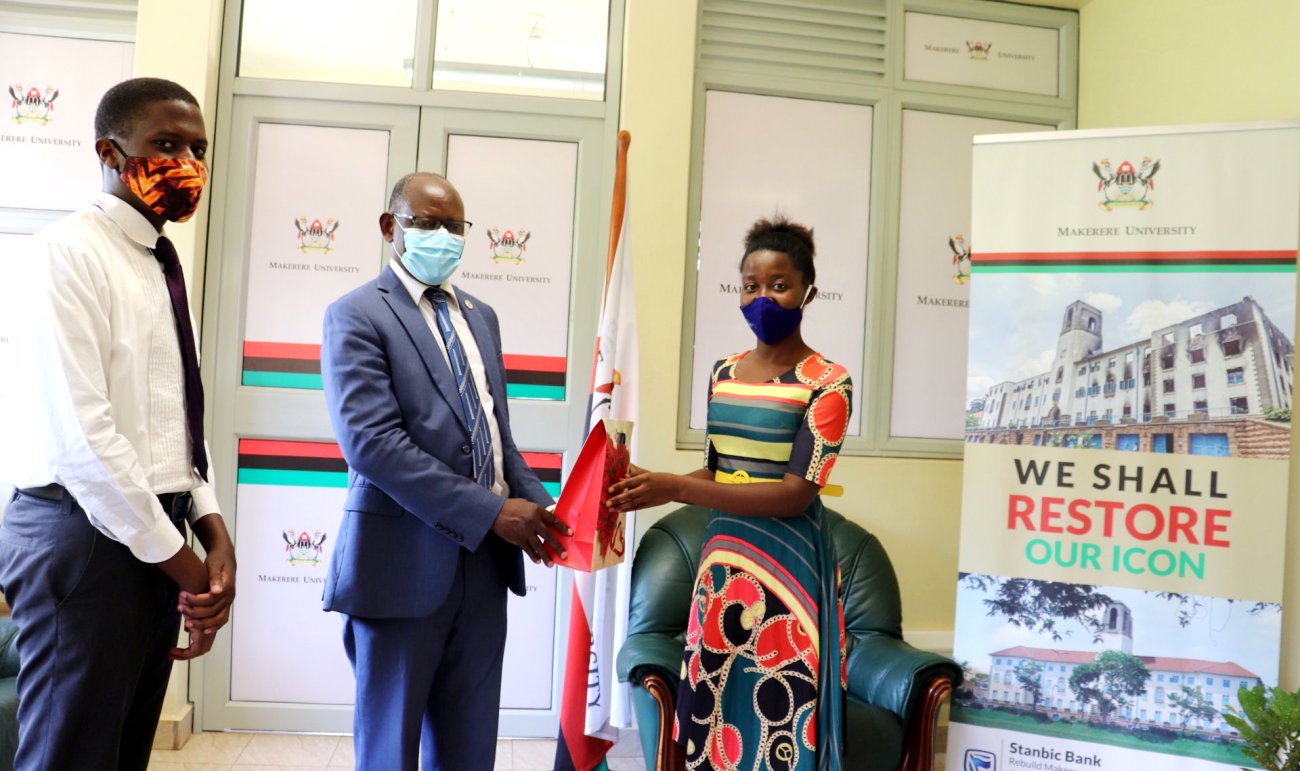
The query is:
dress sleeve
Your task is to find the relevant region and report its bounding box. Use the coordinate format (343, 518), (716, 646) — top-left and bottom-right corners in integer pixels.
(786, 366), (852, 486)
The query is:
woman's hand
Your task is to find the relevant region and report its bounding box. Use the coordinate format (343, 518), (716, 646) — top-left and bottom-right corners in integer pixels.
(607, 469), (682, 512)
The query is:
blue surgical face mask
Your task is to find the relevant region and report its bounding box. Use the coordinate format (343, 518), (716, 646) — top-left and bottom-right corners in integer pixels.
(740, 287), (813, 345)
(393, 222), (465, 285)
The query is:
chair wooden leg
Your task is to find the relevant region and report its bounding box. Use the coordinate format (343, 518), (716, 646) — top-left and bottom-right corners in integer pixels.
(643, 673), (685, 771)
(899, 676), (953, 771)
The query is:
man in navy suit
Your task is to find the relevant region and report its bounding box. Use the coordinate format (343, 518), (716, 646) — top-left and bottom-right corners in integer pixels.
(321, 172), (570, 771)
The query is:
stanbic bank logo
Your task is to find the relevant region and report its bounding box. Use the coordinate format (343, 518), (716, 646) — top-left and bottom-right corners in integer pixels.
(9, 84), (58, 125)
(1092, 157), (1161, 211)
(965, 749), (996, 771)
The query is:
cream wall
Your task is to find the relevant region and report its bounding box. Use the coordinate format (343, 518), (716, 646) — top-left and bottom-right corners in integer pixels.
(1078, 0), (1300, 690)
(133, 0), (224, 311)
(1079, 0), (1300, 128)
(618, 0), (964, 650)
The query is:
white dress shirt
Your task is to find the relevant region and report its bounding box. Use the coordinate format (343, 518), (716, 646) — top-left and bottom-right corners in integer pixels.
(0, 193), (218, 563)
(389, 259), (510, 499)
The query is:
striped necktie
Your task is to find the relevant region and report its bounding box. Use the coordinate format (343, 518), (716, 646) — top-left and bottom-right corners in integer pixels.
(426, 287), (495, 490)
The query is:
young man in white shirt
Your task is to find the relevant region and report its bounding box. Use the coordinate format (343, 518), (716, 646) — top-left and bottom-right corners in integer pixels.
(0, 77), (235, 771)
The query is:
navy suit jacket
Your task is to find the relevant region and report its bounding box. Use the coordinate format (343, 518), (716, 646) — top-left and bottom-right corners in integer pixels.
(320, 267), (553, 619)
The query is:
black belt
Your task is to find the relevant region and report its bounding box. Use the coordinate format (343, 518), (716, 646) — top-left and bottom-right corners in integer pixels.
(16, 483), (62, 502)
(18, 484), (192, 523)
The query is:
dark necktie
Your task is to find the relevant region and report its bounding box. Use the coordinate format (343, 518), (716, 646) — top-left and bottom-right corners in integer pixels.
(153, 236), (209, 481)
(426, 287), (494, 490)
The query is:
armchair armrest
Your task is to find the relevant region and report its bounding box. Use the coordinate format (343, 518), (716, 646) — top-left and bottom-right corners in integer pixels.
(0, 619), (17, 679)
(616, 631), (683, 689)
(618, 633), (687, 771)
(845, 634), (961, 721)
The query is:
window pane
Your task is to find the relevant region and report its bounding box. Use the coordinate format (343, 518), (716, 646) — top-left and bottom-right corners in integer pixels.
(0, 32), (133, 212)
(433, 0), (608, 100)
(241, 123), (390, 390)
(239, 0), (417, 87)
(892, 110), (1047, 441)
(444, 134), (578, 402)
(689, 91), (871, 436)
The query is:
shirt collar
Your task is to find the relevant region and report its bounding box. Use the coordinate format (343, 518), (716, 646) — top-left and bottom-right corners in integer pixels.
(388, 257), (459, 310)
(93, 192), (162, 250)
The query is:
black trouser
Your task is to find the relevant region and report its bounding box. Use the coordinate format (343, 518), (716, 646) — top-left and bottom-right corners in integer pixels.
(0, 487), (187, 771)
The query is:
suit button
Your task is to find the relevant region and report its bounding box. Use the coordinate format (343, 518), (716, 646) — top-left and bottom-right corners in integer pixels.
(461, 445), (472, 454)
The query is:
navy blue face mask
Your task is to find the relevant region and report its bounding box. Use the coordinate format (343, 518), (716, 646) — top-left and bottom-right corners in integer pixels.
(740, 287), (813, 344)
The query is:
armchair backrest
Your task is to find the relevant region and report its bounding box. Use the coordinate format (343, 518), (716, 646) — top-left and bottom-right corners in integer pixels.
(626, 505), (905, 651)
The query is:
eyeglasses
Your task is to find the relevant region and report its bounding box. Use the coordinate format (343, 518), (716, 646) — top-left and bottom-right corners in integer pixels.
(391, 213), (473, 236)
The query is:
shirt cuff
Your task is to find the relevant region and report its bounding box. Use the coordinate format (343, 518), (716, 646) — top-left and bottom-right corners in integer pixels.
(129, 516), (188, 564)
(189, 483), (221, 525)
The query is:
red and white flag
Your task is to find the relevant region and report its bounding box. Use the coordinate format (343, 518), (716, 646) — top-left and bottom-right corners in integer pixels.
(555, 131), (638, 771)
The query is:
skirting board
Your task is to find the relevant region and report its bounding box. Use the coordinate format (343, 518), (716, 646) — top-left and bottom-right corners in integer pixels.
(153, 702), (193, 751)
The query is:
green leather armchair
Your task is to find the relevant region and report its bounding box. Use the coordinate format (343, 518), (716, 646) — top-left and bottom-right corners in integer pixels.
(616, 505), (960, 771)
(0, 615), (18, 771)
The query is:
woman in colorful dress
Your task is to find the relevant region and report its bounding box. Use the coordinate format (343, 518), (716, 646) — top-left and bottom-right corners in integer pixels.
(608, 216), (852, 771)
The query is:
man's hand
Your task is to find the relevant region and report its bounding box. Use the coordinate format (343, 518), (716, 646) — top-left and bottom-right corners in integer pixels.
(170, 626), (216, 661)
(173, 514), (238, 659)
(157, 544), (216, 660)
(178, 541), (236, 637)
(491, 498), (572, 566)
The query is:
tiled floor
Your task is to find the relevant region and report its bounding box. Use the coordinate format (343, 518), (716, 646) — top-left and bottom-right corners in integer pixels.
(149, 728), (945, 770)
(148, 731), (648, 771)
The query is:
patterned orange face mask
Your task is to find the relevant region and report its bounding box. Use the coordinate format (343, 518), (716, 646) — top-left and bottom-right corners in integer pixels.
(112, 141), (208, 223)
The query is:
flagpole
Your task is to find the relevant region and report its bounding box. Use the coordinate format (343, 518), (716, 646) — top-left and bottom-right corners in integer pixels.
(605, 130), (631, 289)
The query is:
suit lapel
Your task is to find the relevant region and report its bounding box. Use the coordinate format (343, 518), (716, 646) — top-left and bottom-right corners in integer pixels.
(377, 270), (469, 436)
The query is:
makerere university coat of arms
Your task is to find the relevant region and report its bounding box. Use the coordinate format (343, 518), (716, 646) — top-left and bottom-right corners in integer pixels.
(283, 529), (327, 566)
(949, 234), (972, 285)
(488, 226), (530, 264)
(1092, 157), (1160, 210)
(295, 217), (339, 254)
(9, 84), (58, 125)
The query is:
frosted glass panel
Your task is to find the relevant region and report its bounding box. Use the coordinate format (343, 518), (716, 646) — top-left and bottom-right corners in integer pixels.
(444, 135), (578, 401)
(241, 124), (390, 390)
(0, 33), (133, 212)
(890, 110), (1049, 441)
(433, 0), (608, 100)
(239, 0), (417, 87)
(690, 92), (871, 436)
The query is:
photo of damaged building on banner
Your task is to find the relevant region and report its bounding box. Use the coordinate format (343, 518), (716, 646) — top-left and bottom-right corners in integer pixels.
(967, 297), (1294, 458)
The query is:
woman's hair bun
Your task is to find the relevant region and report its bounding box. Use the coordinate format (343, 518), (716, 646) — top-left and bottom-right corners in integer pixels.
(741, 214), (816, 284)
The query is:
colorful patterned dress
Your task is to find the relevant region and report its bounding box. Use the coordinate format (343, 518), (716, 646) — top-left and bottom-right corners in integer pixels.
(675, 352), (853, 771)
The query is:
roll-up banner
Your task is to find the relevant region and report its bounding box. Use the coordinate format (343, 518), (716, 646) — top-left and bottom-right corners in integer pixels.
(952, 123), (1298, 771)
